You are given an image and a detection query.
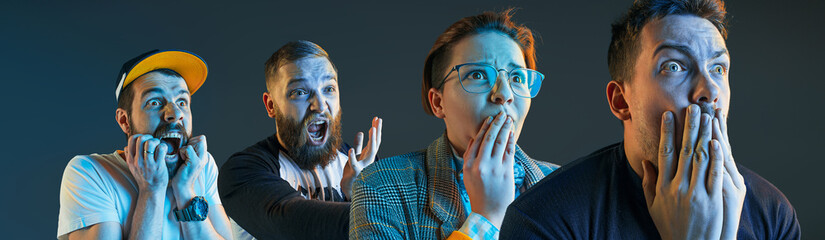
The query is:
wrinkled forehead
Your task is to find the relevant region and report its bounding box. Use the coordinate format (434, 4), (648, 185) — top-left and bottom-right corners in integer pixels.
(132, 72), (190, 98)
(277, 56), (337, 84)
(642, 14), (728, 58)
(451, 31), (526, 68)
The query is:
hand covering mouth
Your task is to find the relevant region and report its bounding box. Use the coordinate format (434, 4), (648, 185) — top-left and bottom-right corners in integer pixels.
(306, 119), (328, 146)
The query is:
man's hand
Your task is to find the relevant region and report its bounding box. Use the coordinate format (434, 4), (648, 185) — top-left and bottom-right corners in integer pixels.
(124, 134), (169, 195)
(713, 108), (747, 239)
(642, 104), (726, 239)
(462, 111), (516, 228)
(341, 117), (383, 199)
(170, 135), (208, 208)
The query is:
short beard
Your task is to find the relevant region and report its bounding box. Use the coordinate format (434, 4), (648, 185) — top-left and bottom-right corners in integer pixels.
(636, 103), (717, 161)
(273, 104), (343, 170)
(127, 117), (189, 178)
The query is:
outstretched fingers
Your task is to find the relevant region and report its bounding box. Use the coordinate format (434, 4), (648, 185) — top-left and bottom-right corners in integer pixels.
(707, 139), (725, 197)
(477, 112), (507, 163)
(689, 113), (712, 195)
(354, 131), (364, 156)
(642, 160), (658, 208)
(491, 115), (513, 162)
(657, 111), (676, 187)
(464, 116), (493, 169)
(675, 104), (700, 187)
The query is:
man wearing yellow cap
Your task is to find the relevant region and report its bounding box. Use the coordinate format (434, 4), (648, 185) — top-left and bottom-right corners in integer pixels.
(57, 50), (232, 239)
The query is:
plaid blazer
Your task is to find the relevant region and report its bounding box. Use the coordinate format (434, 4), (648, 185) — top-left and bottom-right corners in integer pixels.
(349, 133), (558, 240)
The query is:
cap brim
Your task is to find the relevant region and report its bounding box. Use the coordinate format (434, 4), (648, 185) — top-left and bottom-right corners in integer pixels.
(123, 50), (208, 95)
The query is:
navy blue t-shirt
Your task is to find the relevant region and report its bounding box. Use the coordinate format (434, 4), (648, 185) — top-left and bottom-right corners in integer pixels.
(501, 142), (801, 239)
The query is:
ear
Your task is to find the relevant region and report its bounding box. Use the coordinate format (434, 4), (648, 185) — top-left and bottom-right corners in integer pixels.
(115, 108), (130, 135)
(262, 92), (277, 118)
(606, 80), (631, 121)
(428, 88), (446, 119)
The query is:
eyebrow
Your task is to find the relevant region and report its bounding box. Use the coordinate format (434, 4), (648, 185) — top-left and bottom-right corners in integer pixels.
(653, 44), (729, 60)
(286, 78), (306, 86)
(140, 87), (164, 99)
(286, 75), (337, 86)
(140, 87), (189, 99)
(508, 62), (525, 70)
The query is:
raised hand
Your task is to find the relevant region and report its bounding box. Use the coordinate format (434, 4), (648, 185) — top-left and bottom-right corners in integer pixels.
(341, 117), (383, 198)
(171, 135), (208, 207)
(642, 104), (726, 240)
(124, 134), (169, 195)
(462, 111), (516, 228)
(713, 108), (746, 239)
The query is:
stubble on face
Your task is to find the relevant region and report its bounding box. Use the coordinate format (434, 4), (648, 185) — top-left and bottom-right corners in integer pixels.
(627, 15), (729, 163)
(127, 116), (190, 178)
(634, 100), (718, 161)
(273, 103), (343, 170)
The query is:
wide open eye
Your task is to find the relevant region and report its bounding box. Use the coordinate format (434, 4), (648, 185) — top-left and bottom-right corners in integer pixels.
(466, 70), (487, 81)
(289, 89), (308, 97)
(147, 99), (161, 107)
(662, 61), (684, 73)
(711, 64), (726, 75)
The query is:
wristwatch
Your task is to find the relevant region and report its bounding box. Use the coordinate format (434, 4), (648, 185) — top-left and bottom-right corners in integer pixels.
(173, 196), (208, 221)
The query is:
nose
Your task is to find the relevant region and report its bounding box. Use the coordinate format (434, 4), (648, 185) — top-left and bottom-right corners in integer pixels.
(490, 70), (514, 105)
(164, 103), (184, 123)
(691, 70), (720, 106)
(308, 91), (328, 114)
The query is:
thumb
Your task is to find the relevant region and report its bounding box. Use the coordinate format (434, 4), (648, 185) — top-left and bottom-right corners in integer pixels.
(642, 160), (657, 208)
(346, 148), (356, 170)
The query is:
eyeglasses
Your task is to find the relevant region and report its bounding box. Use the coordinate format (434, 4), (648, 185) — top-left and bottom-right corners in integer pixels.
(440, 63), (544, 98)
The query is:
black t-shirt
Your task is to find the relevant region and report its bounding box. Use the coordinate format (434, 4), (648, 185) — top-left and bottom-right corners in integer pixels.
(217, 134), (351, 240)
(500, 142), (801, 239)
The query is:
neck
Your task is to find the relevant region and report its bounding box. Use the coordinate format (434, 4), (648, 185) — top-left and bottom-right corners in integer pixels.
(445, 129), (467, 157)
(623, 130), (648, 179)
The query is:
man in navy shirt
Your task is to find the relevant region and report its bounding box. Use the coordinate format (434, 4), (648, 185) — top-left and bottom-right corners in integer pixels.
(500, 0), (801, 239)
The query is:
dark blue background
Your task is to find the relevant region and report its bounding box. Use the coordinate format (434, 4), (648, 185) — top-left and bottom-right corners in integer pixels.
(2, 0), (823, 238)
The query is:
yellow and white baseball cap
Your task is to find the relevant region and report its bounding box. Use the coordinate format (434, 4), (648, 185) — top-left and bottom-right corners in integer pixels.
(115, 49), (208, 100)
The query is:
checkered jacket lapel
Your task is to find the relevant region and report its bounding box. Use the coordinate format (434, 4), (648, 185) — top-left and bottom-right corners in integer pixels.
(425, 134), (548, 237)
(426, 135), (466, 237)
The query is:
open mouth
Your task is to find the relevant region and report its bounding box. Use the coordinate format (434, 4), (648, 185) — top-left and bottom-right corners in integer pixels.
(158, 132), (183, 162)
(306, 119), (328, 146)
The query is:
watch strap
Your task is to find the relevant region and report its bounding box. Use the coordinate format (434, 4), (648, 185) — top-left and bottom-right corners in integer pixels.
(174, 196), (208, 221)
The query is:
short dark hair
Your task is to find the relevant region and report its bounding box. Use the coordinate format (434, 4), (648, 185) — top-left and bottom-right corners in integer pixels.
(608, 0), (727, 84)
(116, 68), (182, 113)
(422, 8), (537, 115)
(264, 40), (336, 93)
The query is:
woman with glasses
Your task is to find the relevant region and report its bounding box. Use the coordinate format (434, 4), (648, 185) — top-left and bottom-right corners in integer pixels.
(349, 9), (558, 240)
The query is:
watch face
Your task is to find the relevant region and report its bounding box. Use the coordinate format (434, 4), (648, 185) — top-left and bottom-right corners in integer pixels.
(192, 197), (208, 219)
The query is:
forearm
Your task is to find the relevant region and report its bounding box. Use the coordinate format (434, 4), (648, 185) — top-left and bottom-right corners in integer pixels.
(222, 181), (348, 238)
(249, 196), (350, 238)
(129, 192), (165, 240)
(174, 190), (228, 240)
(179, 218), (224, 240)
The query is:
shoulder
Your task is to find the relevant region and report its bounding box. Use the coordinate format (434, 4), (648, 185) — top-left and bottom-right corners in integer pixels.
(222, 136), (280, 173)
(357, 149), (427, 187)
(737, 164), (800, 237)
(537, 143), (620, 187)
(532, 159), (560, 176)
(63, 153), (121, 180)
(512, 143), (622, 211)
(739, 164), (792, 204)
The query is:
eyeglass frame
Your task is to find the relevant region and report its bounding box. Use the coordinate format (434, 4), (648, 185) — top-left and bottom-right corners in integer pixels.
(437, 62), (544, 98)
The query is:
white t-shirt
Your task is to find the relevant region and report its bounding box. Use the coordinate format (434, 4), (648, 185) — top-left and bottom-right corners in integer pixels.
(231, 150), (348, 240)
(57, 151), (221, 239)
(277, 150), (348, 201)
